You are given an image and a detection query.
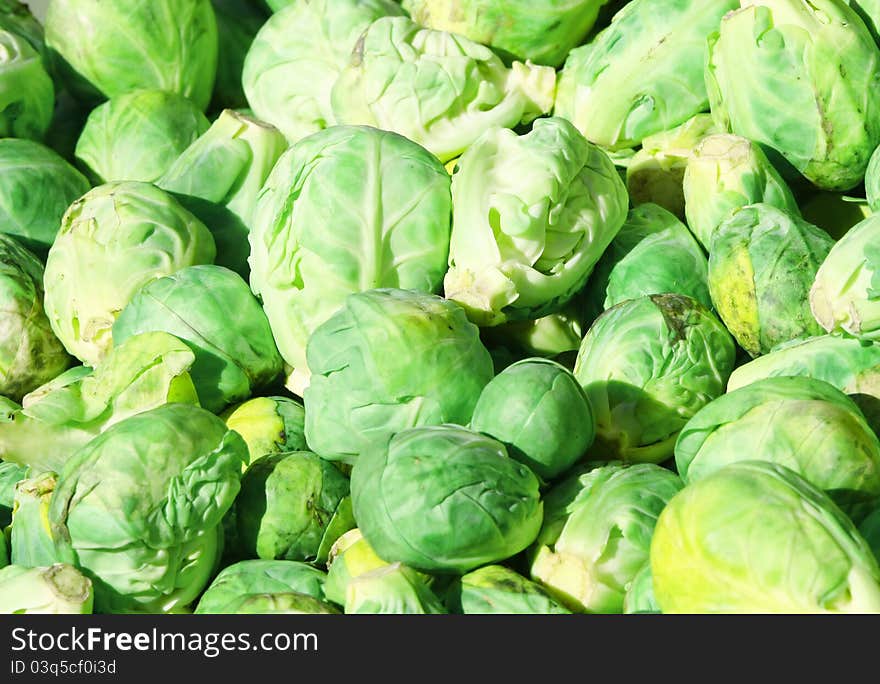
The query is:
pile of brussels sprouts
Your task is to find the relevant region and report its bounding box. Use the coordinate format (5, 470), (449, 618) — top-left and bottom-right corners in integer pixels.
(2, 0), (880, 615)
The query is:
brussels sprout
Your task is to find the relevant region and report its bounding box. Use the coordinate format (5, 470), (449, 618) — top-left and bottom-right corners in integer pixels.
(159, 110), (287, 279)
(0, 28), (53, 141)
(470, 358), (594, 481)
(727, 333), (880, 433)
(161, 107), (286, 230)
(0, 332), (199, 474)
(706, 0), (880, 191)
(0, 459), (25, 528)
(402, 0), (610, 67)
(43, 181), (216, 366)
(210, 0), (268, 111)
(344, 564), (447, 614)
(75, 89), (210, 184)
(243, 0), (403, 142)
(8, 472), (57, 568)
(651, 461), (880, 613)
(708, 204), (833, 357)
(675, 376), (880, 518)
(44, 0), (218, 110)
(0, 139), (90, 257)
(325, 528), (392, 607)
(727, 335), (880, 412)
(573, 294), (736, 464)
(444, 118), (628, 326)
(530, 462), (683, 614)
(810, 213), (880, 340)
(230, 592), (340, 614)
(800, 191), (872, 241)
(331, 16), (556, 163)
(195, 559), (328, 614)
(352, 424), (543, 574)
(224, 396), (307, 467)
(444, 565), (571, 615)
(624, 114), (721, 219)
(555, 0), (738, 150)
(684, 134), (801, 250)
(0, 564), (93, 614)
(0, 235), (70, 401)
(623, 564), (660, 614)
(230, 451), (354, 564)
(113, 265), (282, 413)
(304, 289), (494, 463)
(585, 203), (711, 318)
(48, 404), (248, 614)
(250, 127), (452, 392)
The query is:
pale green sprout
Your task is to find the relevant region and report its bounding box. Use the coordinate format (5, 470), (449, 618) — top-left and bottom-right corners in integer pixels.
(331, 16), (557, 163)
(43, 181), (216, 366)
(554, 0), (738, 150)
(706, 0), (880, 190)
(651, 461), (880, 613)
(470, 358), (595, 481)
(112, 265), (283, 413)
(683, 134), (801, 250)
(45, 0), (218, 110)
(9, 472), (57, 568)
(727, 334), (880, 432)
(0, 332), (199, 474)
(231, 592), (340, 614)
(574, 294), (736, 464)
(250, 126), (452, 394)
(75, 89), (210, 184)
(158, 109), (288, 279)
(584, 203), (711, 318)
(48, 404), (248, 614)
(304, 289), (494, 464)
(530, 462), (683, 614)
(243, 0), (403, 142)
(675, 376), (880, 519)
(402, 0), (613, 67)
(352, 424), (543, 574)
(325, 528), (394, 606)
(708, 204), (833, 357)
(444, 117), (628, 326)
(195, 559), (328, 614)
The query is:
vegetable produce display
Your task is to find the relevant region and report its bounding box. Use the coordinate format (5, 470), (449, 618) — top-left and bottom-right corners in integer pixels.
(4, 0), (880, 615)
